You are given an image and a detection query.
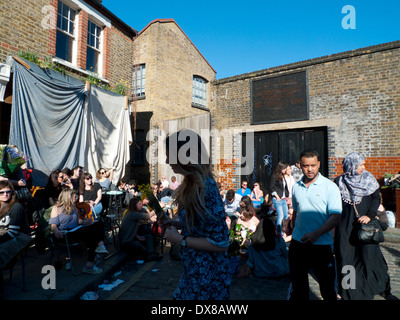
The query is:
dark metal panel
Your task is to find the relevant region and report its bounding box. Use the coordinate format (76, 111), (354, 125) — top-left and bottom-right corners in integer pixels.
(251, 71), (309, 124)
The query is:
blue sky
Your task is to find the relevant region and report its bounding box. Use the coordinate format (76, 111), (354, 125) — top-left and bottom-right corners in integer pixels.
(102, 0), (400, 79)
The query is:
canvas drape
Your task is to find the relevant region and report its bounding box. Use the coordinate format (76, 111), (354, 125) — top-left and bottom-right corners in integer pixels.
(9, 60), (131, 187)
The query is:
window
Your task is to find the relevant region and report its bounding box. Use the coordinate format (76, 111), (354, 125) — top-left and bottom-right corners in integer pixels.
(133, 64), (145, 97)
(86, 20), (101, 73)
(56, 1), (76, 63)
(192, 76), (208, 108)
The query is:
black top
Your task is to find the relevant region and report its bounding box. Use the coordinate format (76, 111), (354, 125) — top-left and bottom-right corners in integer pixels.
(0, 202), (30, 244)
(269, 175), (289, 198)
(82, 183), (102, 202)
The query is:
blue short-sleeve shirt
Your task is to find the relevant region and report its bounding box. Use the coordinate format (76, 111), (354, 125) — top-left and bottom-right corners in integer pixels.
(292, 173), (342, 245)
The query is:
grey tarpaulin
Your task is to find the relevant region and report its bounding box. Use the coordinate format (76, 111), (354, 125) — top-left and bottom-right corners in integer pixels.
(85, 85), (132, 187)
(9, 59), (131, 186)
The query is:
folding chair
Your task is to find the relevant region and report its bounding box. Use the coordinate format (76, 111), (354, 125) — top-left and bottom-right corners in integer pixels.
(49, 229), (81, 274)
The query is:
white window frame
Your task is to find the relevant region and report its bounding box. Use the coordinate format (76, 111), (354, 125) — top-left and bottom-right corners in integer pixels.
(86, 20), (103, 75)
(192, 76), (208, 108)
(56, 1), (77, 64)
(54, 0), (110, 78)
(133, 64), (146, 97)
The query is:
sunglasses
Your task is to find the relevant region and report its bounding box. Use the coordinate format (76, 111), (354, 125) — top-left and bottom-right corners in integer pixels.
(85, 177), (92, 180)
(100, 171), (106, 174)
(0, 190), (13, 195)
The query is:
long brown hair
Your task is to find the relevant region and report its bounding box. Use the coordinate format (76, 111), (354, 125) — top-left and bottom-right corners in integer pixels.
(166, 129), (215, 231)
(274, 161), (289, 181)
(79, 172), (94, 195)
(0, 180), (17, 219)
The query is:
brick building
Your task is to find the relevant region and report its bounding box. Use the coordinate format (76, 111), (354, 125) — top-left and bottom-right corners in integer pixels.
(131, 19), (216, 184)
(0, 0), (136, 142)
(210, 41), (400, 193)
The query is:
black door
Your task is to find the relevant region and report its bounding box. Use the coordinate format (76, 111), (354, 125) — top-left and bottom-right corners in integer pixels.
(241, 127), (327, 191)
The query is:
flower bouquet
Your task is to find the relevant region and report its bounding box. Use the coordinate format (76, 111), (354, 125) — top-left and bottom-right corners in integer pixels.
(0, 145), (27, 177)
(228, 223), (252, 257)
(138, 184), (169, 223)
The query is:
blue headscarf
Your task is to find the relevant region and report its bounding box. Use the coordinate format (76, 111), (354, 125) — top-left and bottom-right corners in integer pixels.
(337, 152), (380, 204)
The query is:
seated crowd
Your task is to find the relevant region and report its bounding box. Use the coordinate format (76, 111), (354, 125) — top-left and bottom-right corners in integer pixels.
(222, 174), (294, 279)
(0, 160), (182, 279)
(1, 153), (294, 282)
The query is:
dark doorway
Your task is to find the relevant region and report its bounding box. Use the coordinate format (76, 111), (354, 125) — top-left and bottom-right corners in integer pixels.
(241, 127), (327, 191)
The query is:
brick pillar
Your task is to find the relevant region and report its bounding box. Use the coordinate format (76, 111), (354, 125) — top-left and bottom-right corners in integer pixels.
(76, 10), (88, 69)
(102, 27), (111, 80)
(47, 0), (58, 56)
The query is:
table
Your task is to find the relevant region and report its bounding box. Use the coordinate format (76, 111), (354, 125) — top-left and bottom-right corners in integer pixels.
(104, 190), (124, 249)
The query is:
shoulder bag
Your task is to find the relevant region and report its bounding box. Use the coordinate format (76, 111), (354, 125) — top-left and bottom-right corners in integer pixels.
(353, 204), (384, 244)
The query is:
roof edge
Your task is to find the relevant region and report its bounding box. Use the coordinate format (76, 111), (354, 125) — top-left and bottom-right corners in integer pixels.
(214, 40), (400, 84)
(137, 19), (216, 74)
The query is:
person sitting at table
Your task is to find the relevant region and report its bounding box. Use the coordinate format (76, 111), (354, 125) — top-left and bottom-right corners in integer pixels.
(95, 168), (114, 190)
(127, 180), (139, 195)
(70, 166), (83, 190)
(43, 169), (64, 208)
(170, 176), (180, 190)
(236, 180), (251, 199)
(61, 167), (74, 189)
(250, 182), (264, 209)
(155, 181), (174, 203)
(118, 180), (137, 206)
(238, 216), (289, 279)
(79, 172), (103, 220)
(119, 196), (162, 262)
(224, 189), (240, 221)
(0, 180), (32, 270)
(49, 189), (108, 275)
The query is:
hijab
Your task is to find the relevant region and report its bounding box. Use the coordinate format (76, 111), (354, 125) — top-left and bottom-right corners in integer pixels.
(337, 152), (380, 204)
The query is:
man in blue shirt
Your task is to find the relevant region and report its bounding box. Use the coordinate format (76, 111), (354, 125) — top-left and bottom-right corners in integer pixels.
(288, 150), (342, 301)
(236, 180), (251, 198)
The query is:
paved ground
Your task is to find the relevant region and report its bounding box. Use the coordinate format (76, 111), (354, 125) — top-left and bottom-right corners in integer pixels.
(96, 241), (400, 301)
(2, 228), (400, 302)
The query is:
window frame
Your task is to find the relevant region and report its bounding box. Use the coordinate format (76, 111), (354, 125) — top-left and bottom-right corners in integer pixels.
(192, 75), (208, 109)
(133, 64), (146, 97)
(86, 20), (102, 74)
(55, 1), (77, 63)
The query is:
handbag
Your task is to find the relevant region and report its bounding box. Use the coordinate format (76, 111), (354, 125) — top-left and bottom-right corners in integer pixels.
(353, 204), (384, 244)
(250, 219), (265, 247)
(15, 187), (32, 202)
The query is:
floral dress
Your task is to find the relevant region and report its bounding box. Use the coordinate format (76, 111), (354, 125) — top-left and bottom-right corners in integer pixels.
(173, 176), (231, 300)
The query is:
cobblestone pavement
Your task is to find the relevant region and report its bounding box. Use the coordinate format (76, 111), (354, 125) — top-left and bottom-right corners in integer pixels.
(97, 241), (400, 301)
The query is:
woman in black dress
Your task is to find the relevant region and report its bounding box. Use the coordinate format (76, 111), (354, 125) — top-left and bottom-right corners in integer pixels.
(334, 152), (395, 300)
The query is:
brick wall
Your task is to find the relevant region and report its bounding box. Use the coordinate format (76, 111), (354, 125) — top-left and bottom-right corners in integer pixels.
(131, 19), (217, 183)
(210, 41), (400, 185)
(0, 0), (53, 61)
(0, 0), (134, 91)
(107, 26), (134, 91)
(76, 10), (89, 70)
(331, 157), (400, 181)
(132, 19), (216, 129)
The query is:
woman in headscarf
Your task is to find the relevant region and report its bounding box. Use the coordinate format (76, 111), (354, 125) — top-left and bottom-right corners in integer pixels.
(334, 152), (395, 300)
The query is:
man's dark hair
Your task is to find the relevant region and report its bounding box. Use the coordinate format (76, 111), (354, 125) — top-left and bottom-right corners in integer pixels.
(300, 150), (319, 160)
(226, 189), (235, 201)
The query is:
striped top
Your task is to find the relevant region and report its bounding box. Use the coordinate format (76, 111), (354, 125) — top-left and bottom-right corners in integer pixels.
(0, 202), (30, 244)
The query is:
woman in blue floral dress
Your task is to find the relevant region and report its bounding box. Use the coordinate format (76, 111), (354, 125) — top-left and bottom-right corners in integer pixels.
(164, 130), (231, 300)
